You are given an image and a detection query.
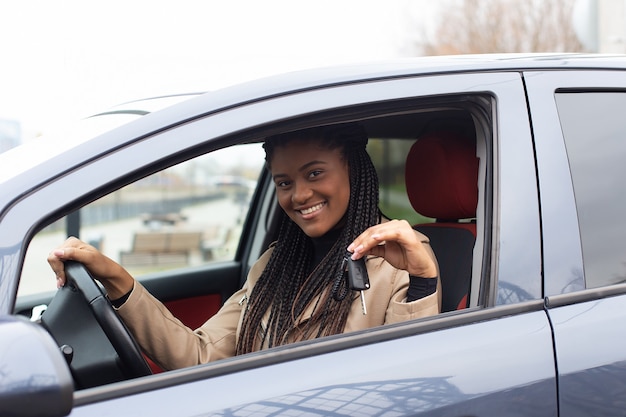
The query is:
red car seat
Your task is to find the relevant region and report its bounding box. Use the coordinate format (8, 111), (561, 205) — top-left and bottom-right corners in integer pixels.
(405, 130), (479, 312)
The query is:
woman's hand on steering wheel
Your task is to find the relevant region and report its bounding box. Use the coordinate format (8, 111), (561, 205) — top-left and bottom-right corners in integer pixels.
(48, 236), (134, 300)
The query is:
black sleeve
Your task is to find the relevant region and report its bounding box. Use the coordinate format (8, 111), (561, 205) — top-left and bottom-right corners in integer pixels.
(406, 276), (437, 302)
(109, 289), (132, 308)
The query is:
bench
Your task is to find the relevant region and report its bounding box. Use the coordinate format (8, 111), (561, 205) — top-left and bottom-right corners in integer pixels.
(120, 231), (203, 268)
(200, 225), (232, 261)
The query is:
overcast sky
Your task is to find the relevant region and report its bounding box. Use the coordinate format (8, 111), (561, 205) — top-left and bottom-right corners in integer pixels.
(0, 0), (437, 142)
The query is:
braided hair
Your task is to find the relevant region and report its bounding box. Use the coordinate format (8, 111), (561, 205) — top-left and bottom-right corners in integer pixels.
(236, 122), (380, 355)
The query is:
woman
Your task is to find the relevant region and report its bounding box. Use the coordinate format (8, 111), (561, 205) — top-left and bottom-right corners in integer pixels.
(48, 122), (440, 371)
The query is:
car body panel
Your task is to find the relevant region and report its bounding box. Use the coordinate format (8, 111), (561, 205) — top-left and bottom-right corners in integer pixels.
(525, 68), (626, 416)
(547, 292), (626, 416)
(69, 305), (555, 416)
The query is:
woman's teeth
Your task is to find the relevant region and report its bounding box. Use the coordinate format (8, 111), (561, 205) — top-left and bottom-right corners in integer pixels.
(301, 203), (324, 215)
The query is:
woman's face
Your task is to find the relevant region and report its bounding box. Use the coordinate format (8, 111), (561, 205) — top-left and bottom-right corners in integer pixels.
(269, 139), (350, 238)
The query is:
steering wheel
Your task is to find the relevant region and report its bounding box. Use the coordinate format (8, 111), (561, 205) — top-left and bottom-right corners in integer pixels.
(42, 261), (151, 388)
(65, 260), (151, 377)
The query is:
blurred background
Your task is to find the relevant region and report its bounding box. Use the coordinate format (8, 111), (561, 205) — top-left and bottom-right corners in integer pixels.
(0, 0), (623, 154)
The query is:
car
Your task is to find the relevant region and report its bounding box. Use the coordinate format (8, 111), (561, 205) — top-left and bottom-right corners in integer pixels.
(2, 53), (626, 417)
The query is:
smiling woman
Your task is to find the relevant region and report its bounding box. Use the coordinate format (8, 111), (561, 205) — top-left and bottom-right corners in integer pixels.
(46, 121), (441, 371)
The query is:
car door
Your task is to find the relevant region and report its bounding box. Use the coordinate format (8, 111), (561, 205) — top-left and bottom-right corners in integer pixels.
(7, 69), (556, 416)
(526, 69), (626, 416)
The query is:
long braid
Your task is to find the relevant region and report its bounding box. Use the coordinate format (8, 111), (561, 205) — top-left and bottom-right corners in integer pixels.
(237, 214), (311, 352)
(236, 122), (379, 355)
(301, 143), (379, 339)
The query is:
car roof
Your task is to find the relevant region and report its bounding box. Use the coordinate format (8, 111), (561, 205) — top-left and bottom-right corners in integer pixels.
(1, 53), (625, 212)
(224, 53), (626, 100)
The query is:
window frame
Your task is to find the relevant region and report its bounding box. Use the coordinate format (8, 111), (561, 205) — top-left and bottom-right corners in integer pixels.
(525, 69), (626, 299)
(5, 71), (540, 313)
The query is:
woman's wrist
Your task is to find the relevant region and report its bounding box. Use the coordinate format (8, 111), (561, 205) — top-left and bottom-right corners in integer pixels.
(108, 289), (133, 308)
(409, 263), (437, 279)
(409, 274), (438, 280)
(100, 265), (134, 300)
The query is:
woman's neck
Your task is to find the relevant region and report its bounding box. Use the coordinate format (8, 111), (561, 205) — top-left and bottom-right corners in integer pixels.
(311, 227), (342, 269)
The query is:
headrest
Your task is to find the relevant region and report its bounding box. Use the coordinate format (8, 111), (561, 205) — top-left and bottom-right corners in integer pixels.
(405, 131), (478, 220)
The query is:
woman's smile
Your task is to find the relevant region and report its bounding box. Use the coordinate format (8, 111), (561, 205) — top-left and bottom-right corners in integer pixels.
(299, 202), (326, 216)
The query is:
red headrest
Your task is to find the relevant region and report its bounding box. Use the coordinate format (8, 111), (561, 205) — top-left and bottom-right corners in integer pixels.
(405, 131), (479, 220)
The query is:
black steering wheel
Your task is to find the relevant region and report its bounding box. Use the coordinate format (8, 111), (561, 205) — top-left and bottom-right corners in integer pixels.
(42, 261), (151, 388)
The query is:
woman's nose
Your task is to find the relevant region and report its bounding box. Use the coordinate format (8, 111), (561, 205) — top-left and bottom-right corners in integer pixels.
(292, 181), (312, 204)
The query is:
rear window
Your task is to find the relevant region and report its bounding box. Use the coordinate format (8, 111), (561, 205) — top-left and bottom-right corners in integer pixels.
(556, 92), (626, 288)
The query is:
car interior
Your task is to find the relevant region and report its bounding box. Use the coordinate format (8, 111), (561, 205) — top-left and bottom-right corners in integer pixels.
(407, 129), (478, 311)
(15, 94), (491, 390)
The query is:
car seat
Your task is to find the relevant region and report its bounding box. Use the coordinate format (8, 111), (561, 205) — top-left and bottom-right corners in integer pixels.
(405, 130), (479, 312)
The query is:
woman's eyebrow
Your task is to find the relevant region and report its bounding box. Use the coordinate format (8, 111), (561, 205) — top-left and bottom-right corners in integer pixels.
(298, 160), (327, 172)
(272, 160), (327, 180)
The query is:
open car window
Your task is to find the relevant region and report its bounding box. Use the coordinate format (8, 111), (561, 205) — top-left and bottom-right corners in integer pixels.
(20, 143), (266, 297)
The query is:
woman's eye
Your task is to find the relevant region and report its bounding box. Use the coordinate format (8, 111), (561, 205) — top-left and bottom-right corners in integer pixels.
(276, 180), (290, 188)
(309, 170), (322, 178)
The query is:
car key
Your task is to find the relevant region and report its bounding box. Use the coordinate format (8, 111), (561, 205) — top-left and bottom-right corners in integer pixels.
(343, 252), (370, 315)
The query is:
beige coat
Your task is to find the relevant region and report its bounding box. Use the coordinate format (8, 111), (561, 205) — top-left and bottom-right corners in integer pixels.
(118, 232), (441, 371)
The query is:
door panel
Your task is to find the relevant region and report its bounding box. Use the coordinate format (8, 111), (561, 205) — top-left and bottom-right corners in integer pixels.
(72, 307), (557, 416)
(162, 294), (222, 329)
(547, 294), (626, 416)
(527, 70), (626, 415)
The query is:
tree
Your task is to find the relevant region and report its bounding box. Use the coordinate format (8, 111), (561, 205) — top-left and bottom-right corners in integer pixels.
(417, 0), (585, 55)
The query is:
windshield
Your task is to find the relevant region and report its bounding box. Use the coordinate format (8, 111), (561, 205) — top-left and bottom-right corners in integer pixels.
(0, 94), (202, 184)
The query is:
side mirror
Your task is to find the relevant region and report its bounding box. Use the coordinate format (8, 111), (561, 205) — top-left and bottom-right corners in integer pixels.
(0, 315), (73, 417)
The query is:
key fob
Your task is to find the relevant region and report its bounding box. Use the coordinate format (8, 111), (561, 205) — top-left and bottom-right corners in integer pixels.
(343, 252), (370, 291)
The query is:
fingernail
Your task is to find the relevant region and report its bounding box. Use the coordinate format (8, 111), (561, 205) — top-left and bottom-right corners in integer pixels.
(53, 249), (65, 257)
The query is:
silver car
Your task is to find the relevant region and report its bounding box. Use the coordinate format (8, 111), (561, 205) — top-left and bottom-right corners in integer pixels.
(2, 53), (626, 416)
